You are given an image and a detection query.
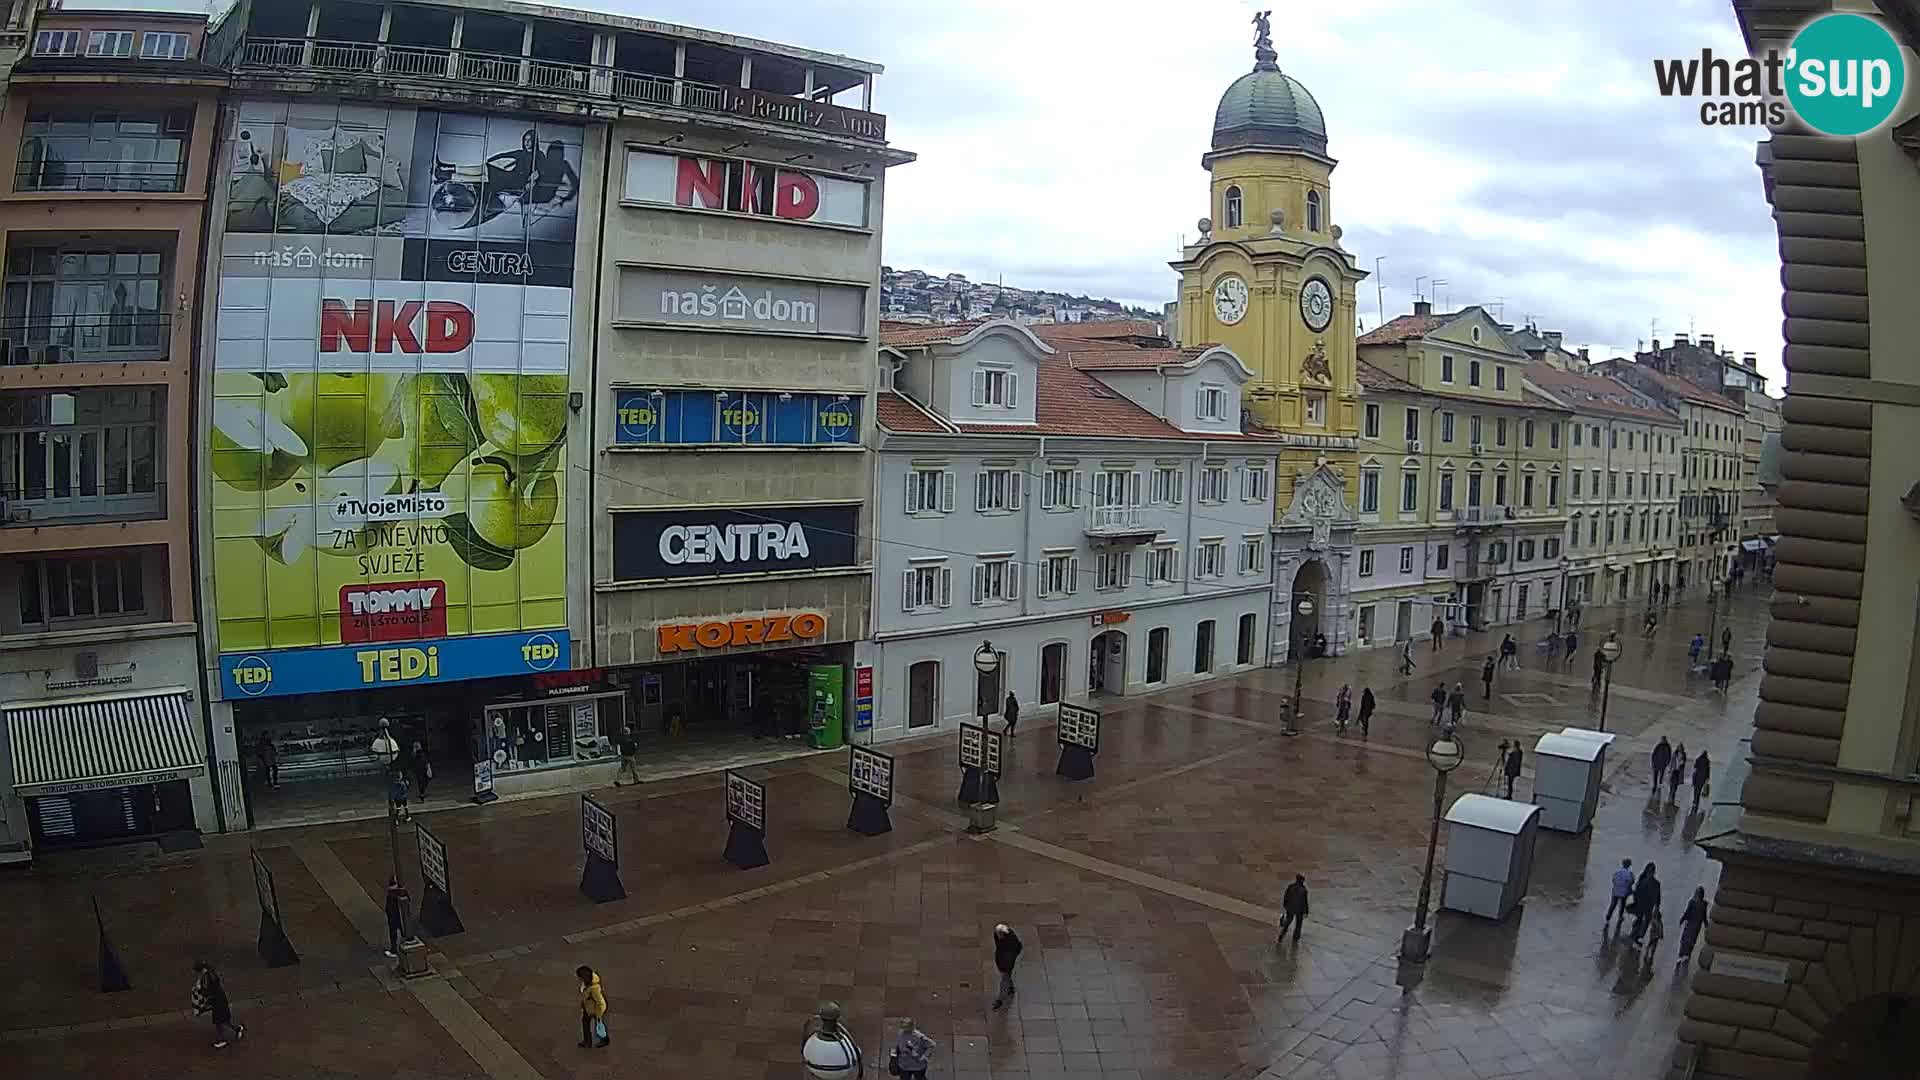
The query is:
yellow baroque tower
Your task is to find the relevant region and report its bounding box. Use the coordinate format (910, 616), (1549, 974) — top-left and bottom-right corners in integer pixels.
(1171, 13), (1367, 657)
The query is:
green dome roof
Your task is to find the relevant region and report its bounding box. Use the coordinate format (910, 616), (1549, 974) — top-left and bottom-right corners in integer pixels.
(1212, 65), (1327, 156)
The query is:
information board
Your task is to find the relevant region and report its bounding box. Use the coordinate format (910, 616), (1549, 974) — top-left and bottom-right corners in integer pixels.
(724, 770), (766, 831)
(848, 745), (894, 804)
(959, 721), (986, 769)
(1058, 702), (1102, 753)
(417, 822), (449, 894)
(251, 848), (280, 921)
(581, 794), (618, 864)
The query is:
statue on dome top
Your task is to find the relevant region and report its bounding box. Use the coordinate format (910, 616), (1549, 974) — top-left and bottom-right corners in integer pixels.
(1252, 10), (1279, 71)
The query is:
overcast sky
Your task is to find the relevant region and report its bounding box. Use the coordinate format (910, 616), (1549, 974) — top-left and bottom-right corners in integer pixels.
(99, 0), (1785, 383)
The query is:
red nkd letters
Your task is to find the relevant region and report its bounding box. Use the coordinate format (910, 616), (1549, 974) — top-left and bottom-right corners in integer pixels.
(674, 156), (822, 221)
(320, 299), (475, 354)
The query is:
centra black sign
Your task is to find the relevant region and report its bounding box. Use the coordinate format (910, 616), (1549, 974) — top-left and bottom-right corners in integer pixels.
(612, 503), (859, 582)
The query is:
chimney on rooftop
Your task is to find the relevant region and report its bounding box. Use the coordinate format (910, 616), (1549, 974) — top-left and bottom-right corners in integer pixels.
(1699, 333), (1715, 351)
(1675, 333), (1690, 346)
(1544, 331), (1563, 349)
(1578, 347), (1590, 363)
(1413, 300), (1432, 317)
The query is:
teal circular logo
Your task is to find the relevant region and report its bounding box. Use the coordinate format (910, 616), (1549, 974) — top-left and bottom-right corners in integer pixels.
(1786, 13), (1907, 136)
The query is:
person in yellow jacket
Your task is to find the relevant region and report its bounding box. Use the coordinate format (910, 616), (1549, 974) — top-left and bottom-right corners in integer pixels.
(576, 965), (609, 1049)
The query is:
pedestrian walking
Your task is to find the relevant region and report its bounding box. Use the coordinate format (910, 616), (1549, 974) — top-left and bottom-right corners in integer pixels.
(1629, 864), (1662, 943)
(1591, 645), (1606, 691)
(1356, 686), (1375, 737)
(990, 924), (1023, 1010)
(576, 965), (609, 1048)
(1003, 691), (1020, 738)
(1334, 684), (1351, 733)
(1430, 682), (1448, 725)
(613, 723), (639, 786)
(1431, 616), (1445, 650)
(1643, 610), (1658, 637)
(255, 733), (279, 791)
(1688, 633), (1704, 670)
(1448, 682), (1466, 727)
(1500, 633), (1518, 670)
(1651, 737), (1673, 790)
(408, 738), (432, 800)
(1720, 626), (1733, 658)
(1481, 655), (1496, 700)
(1564, 629), (1578, 668)
(1667, 742), (1687, 802)
(1677, 886), (1709, 964)
(1711, 654), (1733, 693)
(191, 960), (244, 1048)
(1690, 750), (1711, 812)
(388, 769), (411, 822)
(1277, 874), (1310, 945)
(1604, 858), (1634, 928)
(890, 1017), (935, 1079)
(1504, 742), (1523, 799)
(383, 877), (407, 958)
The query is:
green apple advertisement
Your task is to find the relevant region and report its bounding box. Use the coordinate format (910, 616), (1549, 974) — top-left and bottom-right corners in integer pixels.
(211, 100), (581, 665)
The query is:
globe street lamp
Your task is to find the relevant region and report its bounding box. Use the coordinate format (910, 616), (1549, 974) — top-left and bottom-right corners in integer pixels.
(973, 640), (1000, 728)
(1401, 732), (1464, 963)
(1285, 595), (1315, 736)
(801, 1001), (863, 1079)
(369, 718), (425, 975)
(1598, 634), (1623, 733)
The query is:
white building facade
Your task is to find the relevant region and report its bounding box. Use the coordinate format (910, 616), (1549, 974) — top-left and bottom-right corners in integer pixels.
(865, 321), (1278, 739)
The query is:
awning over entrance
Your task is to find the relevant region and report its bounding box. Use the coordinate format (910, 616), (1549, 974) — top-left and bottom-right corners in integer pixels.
(1742, 539), (1768, 552)
(5, 689), (203, 797)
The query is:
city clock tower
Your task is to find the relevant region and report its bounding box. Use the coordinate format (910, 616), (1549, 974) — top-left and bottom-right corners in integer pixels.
(1171, 12), (1367, 658)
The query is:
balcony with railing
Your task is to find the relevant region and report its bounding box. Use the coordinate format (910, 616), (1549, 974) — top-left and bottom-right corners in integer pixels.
(1, 481), (166, 527)
(0, 314), (171, 365)
(1085, 504), (1162, 544)
(14, 158), (188, 195)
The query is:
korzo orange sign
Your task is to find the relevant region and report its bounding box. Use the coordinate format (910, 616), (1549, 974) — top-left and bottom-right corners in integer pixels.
(657, 612), (828, 654)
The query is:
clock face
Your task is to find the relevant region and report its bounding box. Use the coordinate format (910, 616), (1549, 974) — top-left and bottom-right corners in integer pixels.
(1300, 277), (1334, 332)
(1212, 275), (1249, 325)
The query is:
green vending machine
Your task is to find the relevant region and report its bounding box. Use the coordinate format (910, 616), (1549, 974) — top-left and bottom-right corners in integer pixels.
(807, 664), (845, 749)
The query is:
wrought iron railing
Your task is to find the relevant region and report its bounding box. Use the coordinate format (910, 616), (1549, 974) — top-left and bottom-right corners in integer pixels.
(0, 313), (172, 364)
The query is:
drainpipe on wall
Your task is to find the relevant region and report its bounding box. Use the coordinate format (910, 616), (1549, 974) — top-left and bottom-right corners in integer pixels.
(1022, 435), (1042, 622)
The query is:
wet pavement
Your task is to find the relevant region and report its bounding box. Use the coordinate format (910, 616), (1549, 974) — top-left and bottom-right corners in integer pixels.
(0, 587), (1776, 1079)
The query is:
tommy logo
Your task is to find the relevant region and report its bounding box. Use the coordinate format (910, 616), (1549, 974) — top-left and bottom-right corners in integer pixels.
(340, 580), (449, 643)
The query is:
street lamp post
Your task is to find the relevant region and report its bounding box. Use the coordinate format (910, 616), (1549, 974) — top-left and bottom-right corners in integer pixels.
(973, 640), (1000, 729)
(801, 1001), (863, 1079)
(1598, 634), (1623, 733)
(370, 718), (427, 976)
(1284, 595), (1315, 736)
(1401, 732), (1464, 963)
(1705, 579), (1723, 661)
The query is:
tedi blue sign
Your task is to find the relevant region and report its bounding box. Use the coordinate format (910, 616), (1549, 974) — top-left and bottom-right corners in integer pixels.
(220, 631), (570, 699)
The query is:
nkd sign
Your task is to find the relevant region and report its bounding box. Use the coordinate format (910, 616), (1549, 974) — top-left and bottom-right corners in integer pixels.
(320, 299), (474, 354)
(624, 150), (869, 229)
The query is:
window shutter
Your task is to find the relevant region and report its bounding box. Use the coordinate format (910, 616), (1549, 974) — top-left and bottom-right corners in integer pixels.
(975, 470), (989, 511)
(1129, 470), (1142, 506)
(904, 472), (921, 514)
(938, 566), (952, 607)
(1040, 472), (1055, 510)
(940, 470), (955, 512)
(1067, 557), (1079, 594)
(971, 369), (987, 407)
(1009, 472), (1023, 510)
(1071, 472), (1083, 508)
(1007, 561), (1020, 599)
(972, 562), (986, 604)
(901, 569), (915, 611)
(1173, 470), (1183, 505)
(1005, 371), (1019, 409)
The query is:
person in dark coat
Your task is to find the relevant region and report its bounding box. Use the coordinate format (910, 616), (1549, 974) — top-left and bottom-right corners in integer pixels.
(1690, 751), (1711, 812)
(1563, 629), (1579, 668)
(1447, 683), (1466, 727)
(1500, 633), (1518, 670)
(990, 924), (1023, 1010)
(192, 960), (244, 1048)
(1277, 874), (1310, 944)
(1629, 864), (1662, 943)
(1002, 691), (1020, 738)
(1712, 654), (1734, 693)
(1651, 737), (1673, 789)
(1430, 683), (1448, 725)
(1356, 687), (1376, 737)
(408, 738), (431, 800)
(1720, 626), (1733, 658)
(1504, 743), (1523, 799)
(1591, 646), (1606, 691)
(255, 733), (279, 790)
(1677, 886), (1709, 964)
(1430, 616), (1445, 650)
(1481, 655), (1496, 700)
(384, 878), (407, 958)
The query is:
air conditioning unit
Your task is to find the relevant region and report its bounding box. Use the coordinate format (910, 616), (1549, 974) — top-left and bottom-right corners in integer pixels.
(1406, 438), (1423, 452)
(1470, 442), (1484, 456)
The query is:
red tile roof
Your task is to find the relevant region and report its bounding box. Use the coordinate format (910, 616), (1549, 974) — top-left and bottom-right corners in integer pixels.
(1356, 311), (1454, 345)
(1064, 344), (1211, 371)
(877, 360), (1276, 442)
(1522, 364), (1680, 425)
(1355, 361), (1420, 394)
(1029, 319), (1164, 342)
(879, 320), (989, 347)
(874, 391), (951, 434)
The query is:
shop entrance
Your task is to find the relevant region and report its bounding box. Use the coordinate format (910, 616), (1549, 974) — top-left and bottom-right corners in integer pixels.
(1039, 643), (1066, 705)
(908, 660), (940, 729)
(1089, 630), (1127, 694)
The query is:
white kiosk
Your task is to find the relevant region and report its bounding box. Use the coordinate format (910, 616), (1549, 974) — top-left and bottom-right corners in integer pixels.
(1440, 793), (1542, 920)
(1556, 726), (1618, 771)
(1533, 732), (1607, 833)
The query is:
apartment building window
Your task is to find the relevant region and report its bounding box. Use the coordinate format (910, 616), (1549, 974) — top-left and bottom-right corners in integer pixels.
(3, 245), (170, 359)
(1544, 537), (1561, 559)
(1467, 469), (1483, 506)
(1626, 513), (1636, 542)
(1359, 467), (1380, 513)
(1434, 544), (1450, 570)
(1589, 517), (1599, 545)
(1146, 544), (1179, 585)
(86, 30), (136, 57)
(1495, 365), (1508, 391)
(1523, 419), (1535, 447)
(1494, 472), (1508, 505)
(1358, 549), (1375, 576)
(1568, 516), (1580, 551)
(1399, 546), (1415, 573)
(1093, 468), (1140, 511)
(1640, 510), (1651, 541)
(1606, 514), (1617, 543)
(1401, 468), (1419, 512)
(1488, 541), (1508, 563)
(1641, 471), (1651, 497)
(1441, 355), (1454, 383)
(1549, 422), (1560, 449)
(1041, 467), (1079, 510)
(1469, 359), (1481, 387)
(1095, 549), (1131, 590)
(1195, 539), (1226, 579)
(17, 552), (148, 627)
(1239, 534), (1266, 574)
(1039, 551), (1077, 597)
(1438, 467), (1455, 511)
(1610, 428), (1619, 449)
(971, 366), (1017, 408)
(34, 30), (81, 56)
(1223, 185), (1243, 228)
(1240, 464), (1269, 502)
(1608, 470), (1618, 497)
(972, 556), (1020, 604)
(0, 389), (160, 521)
(904, 467), (954, 514)
(902, 562), (952, 612)
(1571, 470), (1582, 498)
(140, 31), (192, 60)
(1518, 539), (1535, 562)
(1548, 473), (1561, 507)
(1590, 468), (1601, 496)
(18, 106), (193, 193)
(1495, 417), (1508, 446)
(1363, 403), (1380, 438)
(1441, 411), (1455, 442)
(1198, 465), (1229, 504)
(1307, 190), (1322, 231)
(1521, 473), (1535, 506)
(1149, 465), (1182, 505)
(1404, 408), (1420, 442)
(1572, 424), (1583, 447)
(1197, 383), (1226, 421)
(1304, 391), (1326, 425)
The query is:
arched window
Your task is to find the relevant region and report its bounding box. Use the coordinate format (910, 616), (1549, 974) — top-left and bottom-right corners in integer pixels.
(1224, 186), (1243, 228)
(1306, 191), (1322, 232)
